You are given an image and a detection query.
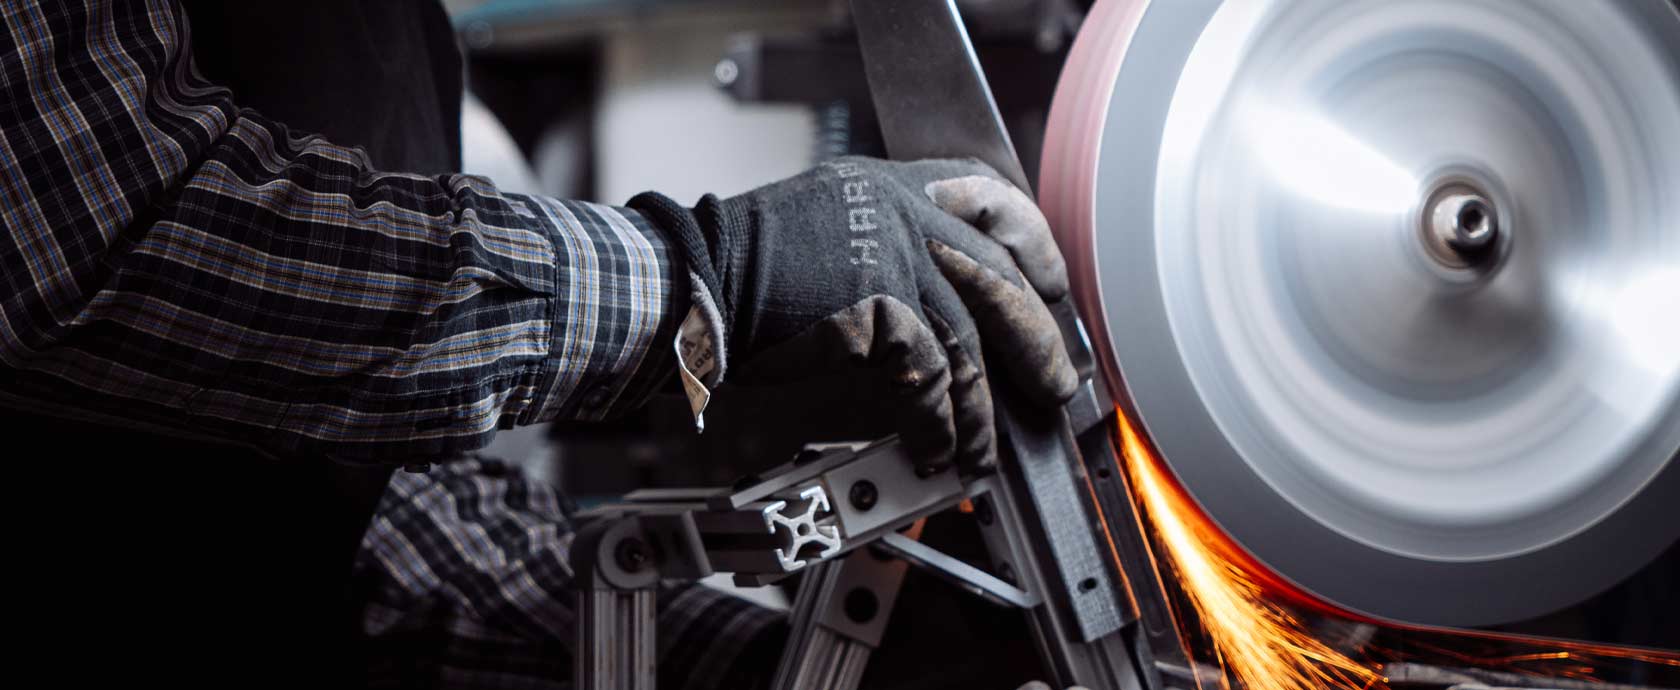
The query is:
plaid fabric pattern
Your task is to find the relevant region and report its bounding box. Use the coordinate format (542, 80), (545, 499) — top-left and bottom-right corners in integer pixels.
(357, 459), (788, 690)
(1, 3), (784, 684)
(0, 0), (681, 461)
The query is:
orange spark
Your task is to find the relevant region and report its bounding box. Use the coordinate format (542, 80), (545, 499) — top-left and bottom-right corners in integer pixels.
(1108, 408), (1679, 689)
(1115, 412), (1385, 690)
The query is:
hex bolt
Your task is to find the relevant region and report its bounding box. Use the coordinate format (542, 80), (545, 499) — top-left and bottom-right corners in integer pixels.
(1424, 185), (1502, 268)
(1449, 199), (1497, 252)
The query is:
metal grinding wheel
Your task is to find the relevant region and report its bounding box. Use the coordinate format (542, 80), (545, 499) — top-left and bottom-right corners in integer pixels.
(1040, 0), (1680, 627)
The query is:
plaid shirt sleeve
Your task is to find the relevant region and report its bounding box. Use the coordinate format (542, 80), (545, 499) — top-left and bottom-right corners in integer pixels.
(356, 459), (788, 690)
(0, 0), (683, 460)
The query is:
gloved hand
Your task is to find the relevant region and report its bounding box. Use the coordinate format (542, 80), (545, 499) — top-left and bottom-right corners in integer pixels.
(631, 157), (1076, 473)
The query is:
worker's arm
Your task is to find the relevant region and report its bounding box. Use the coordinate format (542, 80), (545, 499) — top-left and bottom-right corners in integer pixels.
(0, 1), (683, 460)
(354, 459), (786, 688)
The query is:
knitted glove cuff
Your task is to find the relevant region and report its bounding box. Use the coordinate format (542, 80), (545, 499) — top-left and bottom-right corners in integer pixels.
(627, 191), (733, 343)
(695, 192), (755, 338)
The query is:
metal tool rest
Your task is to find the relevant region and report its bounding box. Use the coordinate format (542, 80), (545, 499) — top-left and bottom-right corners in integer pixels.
(570, 439), (943, 690)
(570, 299), (1188, 690)
(572, 431), (1097, 690)
(571, 2), (1200, 689)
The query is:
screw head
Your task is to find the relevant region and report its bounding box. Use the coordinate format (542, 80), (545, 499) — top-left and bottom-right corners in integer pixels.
(973, 495), (995, 526)
(1423, 183), (1502, 269)
(843, 587), (880, 624)
(615, 539), (651, 573)
(1448, 198), (1497, 253)
(713, 58), (740, 86)
(848, 480), (879, 512)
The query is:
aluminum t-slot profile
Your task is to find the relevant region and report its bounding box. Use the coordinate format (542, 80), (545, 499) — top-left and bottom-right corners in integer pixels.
(763, 485), (843, 572)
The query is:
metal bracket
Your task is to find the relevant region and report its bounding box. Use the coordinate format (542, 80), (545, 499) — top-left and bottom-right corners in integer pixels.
(772, 546), (912, 690)
(572, 517), (668, 690)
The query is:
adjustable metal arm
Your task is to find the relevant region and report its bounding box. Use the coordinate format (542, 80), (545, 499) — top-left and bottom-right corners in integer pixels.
(570, 394), (1171, 690)
(570, 440), (952, 690)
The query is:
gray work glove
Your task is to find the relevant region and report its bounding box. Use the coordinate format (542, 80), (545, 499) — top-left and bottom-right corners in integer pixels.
(631, 157), (1076, 473)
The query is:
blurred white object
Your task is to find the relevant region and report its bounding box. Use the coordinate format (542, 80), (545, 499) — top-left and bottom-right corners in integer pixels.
(596, 17), (814, 202)
(461, 92), (544, 195)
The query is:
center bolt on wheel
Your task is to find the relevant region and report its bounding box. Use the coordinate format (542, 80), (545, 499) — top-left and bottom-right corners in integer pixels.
(1421, 181), (1506, 273)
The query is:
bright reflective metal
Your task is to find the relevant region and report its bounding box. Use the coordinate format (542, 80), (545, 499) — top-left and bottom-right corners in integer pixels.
(1052, 0), (1680, 625)
(1156, 0), (1680, 561)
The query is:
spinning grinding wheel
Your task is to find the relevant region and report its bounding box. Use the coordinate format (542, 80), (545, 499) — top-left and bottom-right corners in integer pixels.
(1040, 0), (1680, 627)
